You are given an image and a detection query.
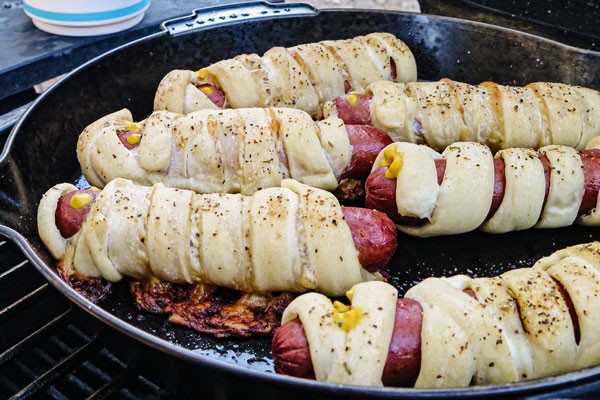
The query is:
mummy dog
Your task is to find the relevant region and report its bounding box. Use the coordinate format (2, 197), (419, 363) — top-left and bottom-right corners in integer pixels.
(364, 141), (600, 237)
(38, 178), (397, 297)
(154, 32), (417, 118)
(77, 108), (392, 197)
(324, 79), (600, 150)
(272, 241), (600, 387)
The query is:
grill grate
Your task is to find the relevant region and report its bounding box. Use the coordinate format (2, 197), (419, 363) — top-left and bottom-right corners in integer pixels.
(0, 240), (171, 399)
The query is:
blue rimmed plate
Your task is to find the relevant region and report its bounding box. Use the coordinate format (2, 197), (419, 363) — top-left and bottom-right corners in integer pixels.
(23, 0), (151, 36)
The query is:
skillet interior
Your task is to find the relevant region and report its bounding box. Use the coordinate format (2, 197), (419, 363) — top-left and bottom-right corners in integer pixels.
(2, 7), (600, 397)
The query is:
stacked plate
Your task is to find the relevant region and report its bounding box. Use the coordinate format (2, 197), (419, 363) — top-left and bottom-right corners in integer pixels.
(23, 0), (151, 36)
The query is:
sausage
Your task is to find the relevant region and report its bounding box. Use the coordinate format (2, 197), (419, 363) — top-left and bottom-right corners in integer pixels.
(117, 129), (141, 150)
(580, 149), (600, 215)
(194, 83), (227, 108)
(327, 80), (600, 151)
(272, 298), (423, 386)
(194, 66), (398, 109)
(333, 94), (372, 125)
(333, 123), (393, 204)
(192, 59), (397, 110)
(380, 298), (422, 387)
(364, 167), (409, 225)
(272, 319), (316, 380)
(54, 191), (397, 274)
(365, 149), (598, 226)
(55, 189), (99, 238)
(271, 280), (578, 387)
(488, 158), (506, 220)
(539, 154), (551, 211)
(390, 58), (397, 81)
(340, 125), (394, 180)
(153, 33), (416, 118)
(341, 206), (398, 273)
(364, 159), (446, 225)
(113, 113), (392, 184)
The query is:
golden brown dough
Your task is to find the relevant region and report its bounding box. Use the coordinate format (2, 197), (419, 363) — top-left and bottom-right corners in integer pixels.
(282, 241), (600, 387)
(281, 281), (398, 386)
(327, 79), (600, 150)
(154, 32), (416, 118)
(37, 178), (377, 296)
(370, 141), (591, 237)
(77, 108), (352, 195)
(407, 241), (597, 387)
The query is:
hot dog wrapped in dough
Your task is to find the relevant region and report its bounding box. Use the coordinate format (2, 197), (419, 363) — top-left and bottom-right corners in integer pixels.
(273, 241), (600, 388)
(38, 178), (399, 297)
(364, 141), (600, 237)
(77, 108), (392, 197)
(280, 281), (398, 386)
(154, 33), (417, 118)
(324, 79), (600, 150)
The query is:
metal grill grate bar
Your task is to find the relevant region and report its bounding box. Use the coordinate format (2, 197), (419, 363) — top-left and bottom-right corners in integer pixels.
(81, 358), (113, 383)
(0, 284), (50, 321)
(46, 386), (70, 400)
(11, 337), (101, 398)
(86, 370), (130, 400)
(54, 369), (95, 398)
(0, 259), (29, 280)
(0, 309), (72, 365)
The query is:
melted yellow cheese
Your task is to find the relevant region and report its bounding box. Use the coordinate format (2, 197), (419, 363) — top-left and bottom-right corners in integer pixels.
(122, 121), (140, 132)
(380, 145), (403, 179)
(126, 133), (142, 145)
(196, 68), (209, 79)
(70, 193), (91, 209)
(346, 288), (354, 301)
(332, 300), (364, 333)
(345, 94), (359, 105)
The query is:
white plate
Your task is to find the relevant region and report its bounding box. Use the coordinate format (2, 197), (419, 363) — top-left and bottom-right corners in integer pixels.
(23, 0), (151, 37)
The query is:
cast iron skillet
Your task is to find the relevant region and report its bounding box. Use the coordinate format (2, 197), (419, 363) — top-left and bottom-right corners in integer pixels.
(1, 2), (600, 398)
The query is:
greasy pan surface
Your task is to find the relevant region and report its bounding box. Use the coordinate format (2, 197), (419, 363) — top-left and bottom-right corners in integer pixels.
(1, 7), (600, 398)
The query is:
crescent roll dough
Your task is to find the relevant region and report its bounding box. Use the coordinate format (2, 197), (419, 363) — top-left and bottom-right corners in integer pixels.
(77, 108), (352, 195)
(38, 178), (377, 296)
(282, 281), (398, 386)
(326, 79), (600, 150)
(286, 242), (600, 388)
(371, 141), (592, 237)
(154, 33), (417, 118)
(409, 242), (600, 387)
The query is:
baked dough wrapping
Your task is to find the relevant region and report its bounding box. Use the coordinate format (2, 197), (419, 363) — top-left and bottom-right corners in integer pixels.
(154, 32), (417, 118)
(282, 281), (398, 386)
(326, 79), (600, 150)
(371, 141), (594, 237)
(409, 241), (600, 387)
(77, 108), (352, 195)
(37, 178), (377, 296)
(285, 241), (600, 387)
